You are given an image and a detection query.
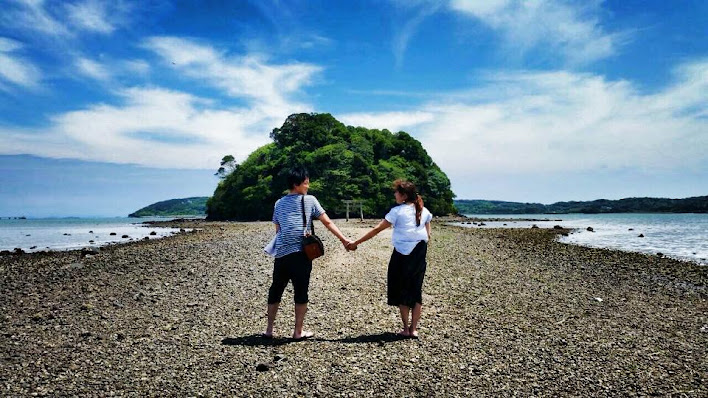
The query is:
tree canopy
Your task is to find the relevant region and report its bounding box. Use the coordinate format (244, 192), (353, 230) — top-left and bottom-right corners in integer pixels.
(206, 113), (456, 221)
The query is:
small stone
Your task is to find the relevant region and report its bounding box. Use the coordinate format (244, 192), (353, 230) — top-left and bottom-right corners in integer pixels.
(150, 231), (157, 236)
(116, 333), (126, 341)
(553, 225), (563, 229)
(122, 235), (129, 239)
(531, 224), (539, 229)
(274, 354), (287, 362)
(586, 227), (594, 232)
(110, 232), (117, 236)
(638, 234), (644, 238)
(256, 363), (270, 372)
(656, 252), (664, 257)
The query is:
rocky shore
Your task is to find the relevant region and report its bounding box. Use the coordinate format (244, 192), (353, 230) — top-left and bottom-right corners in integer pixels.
(1, 220), (706, 396)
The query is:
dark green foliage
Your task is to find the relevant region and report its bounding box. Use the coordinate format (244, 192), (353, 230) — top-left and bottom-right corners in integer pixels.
(455, 196), (708, 214)
(129, 197), (208, 217)
(206, 113), (456, 221)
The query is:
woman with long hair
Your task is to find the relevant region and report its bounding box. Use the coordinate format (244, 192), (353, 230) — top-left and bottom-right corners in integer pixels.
(348, 179), (432, 338)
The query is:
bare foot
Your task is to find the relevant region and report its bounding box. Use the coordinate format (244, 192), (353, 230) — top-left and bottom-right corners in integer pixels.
(409, 329), (419, 339)
(397, 328), (410, 337)
(261, 331), (273, 339)
(292, 330), (314, 341)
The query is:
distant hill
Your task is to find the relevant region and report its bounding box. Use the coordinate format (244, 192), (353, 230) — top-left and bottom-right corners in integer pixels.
(129, 197), (209, 217)
(454, 196), (708, 214)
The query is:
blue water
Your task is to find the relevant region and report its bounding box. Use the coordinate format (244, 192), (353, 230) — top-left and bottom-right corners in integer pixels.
(0, 217), (186, 252)
(458, 213), (708, 265)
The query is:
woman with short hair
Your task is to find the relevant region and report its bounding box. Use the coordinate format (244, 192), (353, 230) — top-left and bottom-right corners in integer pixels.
(265, 167), (352, 340)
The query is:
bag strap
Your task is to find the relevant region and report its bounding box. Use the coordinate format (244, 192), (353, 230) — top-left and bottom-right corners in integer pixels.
(301, 195), (315, 236)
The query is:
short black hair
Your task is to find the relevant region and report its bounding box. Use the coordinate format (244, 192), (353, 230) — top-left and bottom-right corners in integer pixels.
(287, 167), (309, 189)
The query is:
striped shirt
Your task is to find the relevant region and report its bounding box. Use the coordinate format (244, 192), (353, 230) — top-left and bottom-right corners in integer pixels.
(272, 194), (325, 258)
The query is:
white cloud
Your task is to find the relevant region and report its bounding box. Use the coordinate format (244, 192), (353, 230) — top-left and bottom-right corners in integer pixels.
(449, 0), (623, 65)
(338, 111), (436, 132)
(0, 36), (323, 168)
(0, 37), (41, 88)
(65, 0), (120, 34)
(2, 0), (70, 36)
(75, 57), (111, 80)
(3, 0), (132, 37)
(123, 59), (150, 75)
(0, 87), (285, 168)
(391, 2), (443, 68)
(335, 59), (708, 180)
(143, 36), (322, 119)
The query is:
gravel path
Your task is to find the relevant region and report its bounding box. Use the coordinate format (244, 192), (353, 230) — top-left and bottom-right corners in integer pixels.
(1, 220), (706, 396)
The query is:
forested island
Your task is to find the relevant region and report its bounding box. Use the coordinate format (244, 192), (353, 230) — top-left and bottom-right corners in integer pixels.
(206, 113), (456, 221)
(128, 197), (208, 217)
(454, 196), (708, 214)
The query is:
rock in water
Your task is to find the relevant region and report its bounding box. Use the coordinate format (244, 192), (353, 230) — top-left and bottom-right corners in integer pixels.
(586, 227), (594, 232)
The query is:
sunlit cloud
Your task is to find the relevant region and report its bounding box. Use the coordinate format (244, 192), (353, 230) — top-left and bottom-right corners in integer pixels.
(2, 0), (70, 37)
(339, 59), (708, 180)
(449, 0), (624, 65)
(338, 111), (436, 132)
(144, 36), (322, 118)
(75, 57), (111, 81)
(0, 37), (41, 89)
(0, 87), (287, 168)
(65, 0), (125, 34)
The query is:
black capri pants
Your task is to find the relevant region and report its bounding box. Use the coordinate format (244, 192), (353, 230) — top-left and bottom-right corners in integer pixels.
(387, 241), (427, 308)
(268, 251), (313, 305)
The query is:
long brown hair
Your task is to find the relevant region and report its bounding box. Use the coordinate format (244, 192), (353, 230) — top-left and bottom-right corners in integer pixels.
(393, 179), (424, 226)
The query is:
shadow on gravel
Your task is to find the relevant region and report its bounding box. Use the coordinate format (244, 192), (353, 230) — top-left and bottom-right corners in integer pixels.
(222, 332), (409, 347)
(315, 332), (409, 344)
(221, 335), (292, 347)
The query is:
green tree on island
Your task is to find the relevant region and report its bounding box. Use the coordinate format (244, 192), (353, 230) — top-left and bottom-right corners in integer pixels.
(206, 113), (456, 221)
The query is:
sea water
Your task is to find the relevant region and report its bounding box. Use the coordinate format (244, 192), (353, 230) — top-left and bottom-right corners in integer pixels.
(0, 217), (188, 252)
(457, 213), (708, 265)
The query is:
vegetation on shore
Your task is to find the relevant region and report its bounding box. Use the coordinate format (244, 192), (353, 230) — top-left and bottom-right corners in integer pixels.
(206, 113), (456, 221)
(455, 195), (708, 214)
(128, 197), (208, 217)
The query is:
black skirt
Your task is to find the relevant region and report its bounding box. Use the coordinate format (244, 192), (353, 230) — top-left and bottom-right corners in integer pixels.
(387, 241), (427, 307)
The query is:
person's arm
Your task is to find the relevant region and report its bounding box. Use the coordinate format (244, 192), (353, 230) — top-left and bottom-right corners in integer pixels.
(351, 219), (392, 248)
(425, 222), (431, 242)
(317, 213), (351, 248)
(275, 223), (280, 233)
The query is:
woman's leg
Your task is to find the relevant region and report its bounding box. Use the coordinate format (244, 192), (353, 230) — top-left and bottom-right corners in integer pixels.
(398, 305), (410, 336)
(409, 303), (422, 338)
(265, 258), (289, 337)
(265, 303), (279, 336)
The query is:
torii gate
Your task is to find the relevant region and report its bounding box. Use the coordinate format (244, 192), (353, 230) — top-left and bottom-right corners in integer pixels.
(342, 199), (364, 221)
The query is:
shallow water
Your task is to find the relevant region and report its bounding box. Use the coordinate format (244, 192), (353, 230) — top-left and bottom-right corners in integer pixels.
(0, 217), (186, 252)
(456, 213), (708, 265)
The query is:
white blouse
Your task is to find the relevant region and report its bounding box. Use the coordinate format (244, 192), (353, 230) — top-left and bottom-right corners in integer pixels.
(384, 203), (432, 255)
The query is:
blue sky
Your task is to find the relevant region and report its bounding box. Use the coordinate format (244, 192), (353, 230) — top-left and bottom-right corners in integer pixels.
(0, 0), (706, 217)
